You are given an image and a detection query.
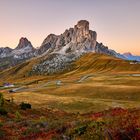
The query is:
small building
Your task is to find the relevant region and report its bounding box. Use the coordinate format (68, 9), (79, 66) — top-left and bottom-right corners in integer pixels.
(56, 80), (62, 86)
(130, 60), (140, 65)
(3, 83), (14, 88)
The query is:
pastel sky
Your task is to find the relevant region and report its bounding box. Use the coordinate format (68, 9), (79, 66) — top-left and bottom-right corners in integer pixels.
(0, 0), (140, 55)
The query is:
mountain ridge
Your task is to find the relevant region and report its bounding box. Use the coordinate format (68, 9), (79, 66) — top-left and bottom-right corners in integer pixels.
(0, 20), (140, 72)
(1, 53), (140, 82)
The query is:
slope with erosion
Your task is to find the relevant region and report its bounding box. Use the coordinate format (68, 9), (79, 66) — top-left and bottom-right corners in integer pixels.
(0, 53), (140, 84)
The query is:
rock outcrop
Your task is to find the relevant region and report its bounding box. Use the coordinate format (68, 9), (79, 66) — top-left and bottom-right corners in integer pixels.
(72, 20), (90, 43)
(37, 20), (98, 55)
(37, 20), (116, 56)
(0, 38), (36, 70)
(37, 34), (58, 55)
(15, 37), (34, 50)
(12, 37), (36, 59)
(0, 47), (13, 58)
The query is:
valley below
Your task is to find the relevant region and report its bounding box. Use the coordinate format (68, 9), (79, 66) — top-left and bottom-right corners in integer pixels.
(0, 19), (140, 139)
(2, 73), (140, 113)
(1, 72), (140, 139)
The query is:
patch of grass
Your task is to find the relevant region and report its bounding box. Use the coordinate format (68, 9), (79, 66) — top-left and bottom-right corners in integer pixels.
(15, 111), (22, 122)
(2, 74), (140, 113)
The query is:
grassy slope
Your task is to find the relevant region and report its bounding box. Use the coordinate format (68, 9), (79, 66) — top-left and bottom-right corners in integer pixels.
(0, 53), (140, 83)
(1, 53), (140, 114)
(0, 53), (140, 139)
(71, 53), (140, 74)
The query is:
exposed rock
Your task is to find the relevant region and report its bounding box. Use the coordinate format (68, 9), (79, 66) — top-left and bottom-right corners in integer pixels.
(1, 20), (138, 72)
(0, 38), (36, 70)
(38, 20), (97, 54)
(15, 37), (34, 50)
(32, 20), (131, 75)
(38, 34), (58, 54)
(72, 20), (90, 43)
(0, 47), (13, 58)
(11, 37), (36, 59)
(32, 52), (82, 75)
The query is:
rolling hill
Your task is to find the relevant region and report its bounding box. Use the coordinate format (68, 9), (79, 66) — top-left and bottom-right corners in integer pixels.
(0, 53), (140, 84)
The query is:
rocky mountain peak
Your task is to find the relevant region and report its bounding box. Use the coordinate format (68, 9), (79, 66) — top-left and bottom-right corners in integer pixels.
(76, 20), (89, 30)
(38, 20), (100, 54)
(15, 37), (33, 50)
(72, 20), (90, 43)
(10, 37), (37, 60)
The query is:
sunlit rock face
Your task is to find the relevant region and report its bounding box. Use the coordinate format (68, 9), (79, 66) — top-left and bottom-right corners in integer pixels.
(38, 20), (97, 54)
(0, 37), (36, 59)
(71, 20), (97, 52)
(72, 20), (90, 43)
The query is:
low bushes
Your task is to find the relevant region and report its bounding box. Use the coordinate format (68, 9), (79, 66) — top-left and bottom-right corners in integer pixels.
(19, 102), (32, 110)
(0, 93), (7, 115)
(0, 108), (7, 115)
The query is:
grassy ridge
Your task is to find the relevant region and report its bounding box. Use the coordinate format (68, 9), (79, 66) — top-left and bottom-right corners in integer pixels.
(72, 53), (140, 73)
(1, 53), (140, 83)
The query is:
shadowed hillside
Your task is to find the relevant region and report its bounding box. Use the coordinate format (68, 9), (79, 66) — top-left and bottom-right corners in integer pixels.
(0, 53), (140, 83)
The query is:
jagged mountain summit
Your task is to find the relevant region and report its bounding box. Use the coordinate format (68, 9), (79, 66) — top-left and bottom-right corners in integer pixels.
(12, 37), (36, 59)
(38, 20), (94, 54)
(15, 37), (33, 50)
(0, 37), (36, 59)
(38, 20), (122, 57)
(0, 38), (36, 70)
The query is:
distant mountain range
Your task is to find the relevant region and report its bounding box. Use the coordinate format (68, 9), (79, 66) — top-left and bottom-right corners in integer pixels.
(0, 37), (36, 59)
(0, 20), (139, 71)
(123, 52), (140, 62)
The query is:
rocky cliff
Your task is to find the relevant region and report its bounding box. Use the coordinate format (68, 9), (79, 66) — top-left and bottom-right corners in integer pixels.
(37, 20), (124, 58)
(38, 20), (97, 54)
